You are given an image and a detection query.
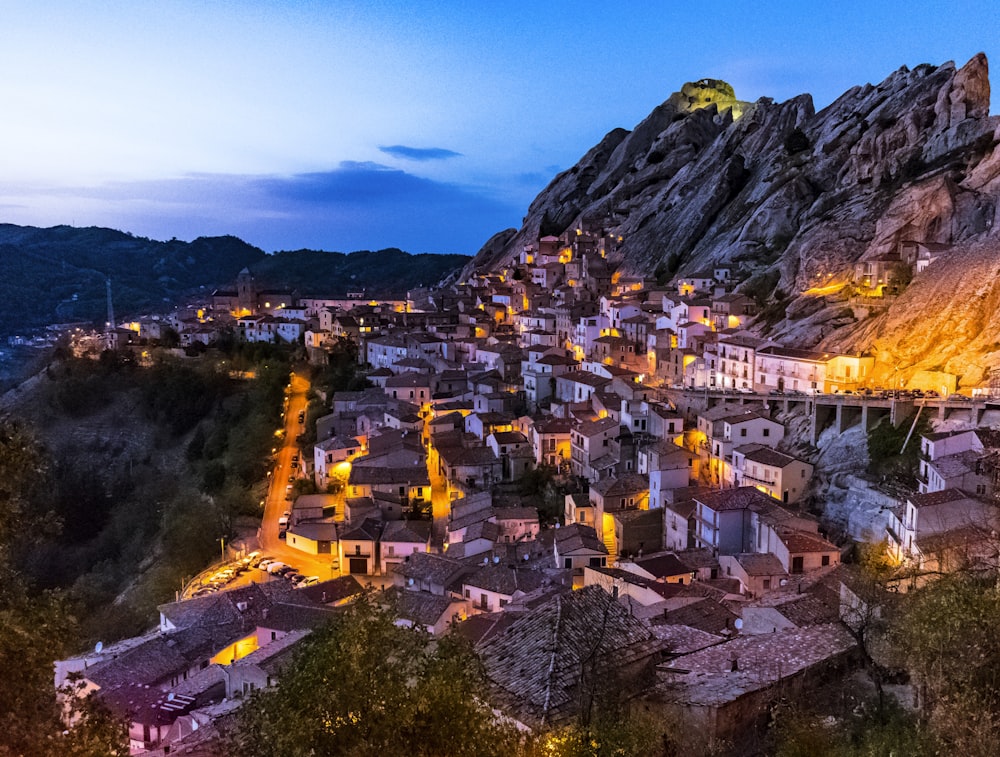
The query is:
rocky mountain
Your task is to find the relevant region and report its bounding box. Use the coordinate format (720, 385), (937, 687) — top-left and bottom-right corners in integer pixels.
(0, 225), (468, 336)
(467, 55), (1000, 389)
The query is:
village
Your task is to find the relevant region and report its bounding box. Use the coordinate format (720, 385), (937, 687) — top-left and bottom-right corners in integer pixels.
(55, 224), (1000, 755)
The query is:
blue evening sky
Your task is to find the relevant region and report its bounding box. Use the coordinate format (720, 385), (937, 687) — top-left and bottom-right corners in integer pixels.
(0, 1), (996, 254)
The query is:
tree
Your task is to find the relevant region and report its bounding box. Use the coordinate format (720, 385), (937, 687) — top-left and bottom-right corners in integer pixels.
(0, 419), (128, 756)
(890, 574), (1000, 756)
(232, 594), (527, 757)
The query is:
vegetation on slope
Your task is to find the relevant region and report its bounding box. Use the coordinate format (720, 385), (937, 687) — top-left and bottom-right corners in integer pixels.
(9, 341), (290, 643)
(0, 224), (469, 336)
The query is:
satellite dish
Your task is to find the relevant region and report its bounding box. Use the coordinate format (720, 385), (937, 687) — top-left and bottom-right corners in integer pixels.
(523, 554), (529, 561)
(94, 641), (103, 654)
(779, 579), (788, 586)
(493, 556), (500, 564)
(407, 578), (414, 586)
(734, 618), (743, 631)
(167, 693), (175, 702)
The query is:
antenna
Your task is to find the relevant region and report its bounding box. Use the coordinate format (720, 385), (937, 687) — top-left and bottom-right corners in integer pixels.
(105, 278), (114, 330)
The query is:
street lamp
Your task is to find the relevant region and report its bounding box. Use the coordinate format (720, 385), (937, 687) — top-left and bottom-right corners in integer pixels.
(220, 537), (226, 562)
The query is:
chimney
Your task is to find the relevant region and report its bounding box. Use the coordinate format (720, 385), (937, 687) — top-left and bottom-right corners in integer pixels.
(730, 656), (739, 672)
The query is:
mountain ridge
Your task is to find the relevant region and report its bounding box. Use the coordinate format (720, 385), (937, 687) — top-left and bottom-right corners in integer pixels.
(0, 224), (468, 336)
(466, 53), (1000, 389)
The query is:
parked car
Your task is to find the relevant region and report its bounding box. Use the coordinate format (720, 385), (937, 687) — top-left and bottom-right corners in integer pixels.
(299, 576), (320, 587)
(266, 561), (287, 574)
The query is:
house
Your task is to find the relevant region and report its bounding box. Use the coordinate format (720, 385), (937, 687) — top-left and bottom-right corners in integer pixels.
(387, 588), (469, 635)
(719, 553), (788, 597)
(437, 444), (501, 497)
(885, 488), (1000, 573)
(569, 416), (619, 480)
(461, 563), (548, 613)
(691, 487), (820, 557)
(56, 582), (336, 754)
(392, 552), (472, 597)
(286, 519), (339, 556)
(346, 449), (430, 502)
(649, 624), (856, 744)
(313, 435), (363, 489)
(493, 506), (540, 543)
(531, 416), (573, 468)
(338, 518), (382, 575)
(611, 508), (664, 560)
(548, 523), (609, 576)
(478, 586), (667, 730)
(730, 444), (814, 505)
(379, 520), (432, 575)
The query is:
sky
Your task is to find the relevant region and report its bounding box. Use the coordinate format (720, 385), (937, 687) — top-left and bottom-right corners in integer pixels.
(0, 1), (998, 255)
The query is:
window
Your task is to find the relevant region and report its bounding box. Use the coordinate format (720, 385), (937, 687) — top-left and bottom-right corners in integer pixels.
(821, 555), (831, 566)
(740, 428), (747, 437)
(763, 579), (771, 590)
(763, 428), (770, 437)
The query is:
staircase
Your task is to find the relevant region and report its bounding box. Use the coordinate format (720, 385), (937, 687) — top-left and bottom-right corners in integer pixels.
(602, 530), (617, 566)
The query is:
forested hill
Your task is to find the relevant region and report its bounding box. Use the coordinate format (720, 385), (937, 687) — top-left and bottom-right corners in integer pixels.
(0, 224), (469, 336)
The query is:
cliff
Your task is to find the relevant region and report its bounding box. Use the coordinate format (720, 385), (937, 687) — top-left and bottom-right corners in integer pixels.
(466, 55), (1000, 388)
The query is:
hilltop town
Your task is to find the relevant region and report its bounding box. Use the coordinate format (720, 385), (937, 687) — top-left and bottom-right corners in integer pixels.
(51, 223), (1000, 755)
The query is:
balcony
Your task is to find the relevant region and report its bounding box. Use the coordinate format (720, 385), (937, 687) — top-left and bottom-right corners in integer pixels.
(740, 471), (777, 487)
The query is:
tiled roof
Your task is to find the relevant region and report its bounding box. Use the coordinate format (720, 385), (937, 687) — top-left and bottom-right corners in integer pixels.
(392, 552), (470, 587)
(479, 586), (667, 728)
(382, 520), (432, 544)
(736, 444), (798, 468)
(733, 552), (787, 577)
(655, 597), (739, 635)
(552, 524), (607, 555)
(657, 624), (855, 707)
(464, 565), (547, 596)
(388, 588), (458, 627)
(694, 487), (781, 513)
(634, 553), (693, 579)
(777, 528), (839, 554)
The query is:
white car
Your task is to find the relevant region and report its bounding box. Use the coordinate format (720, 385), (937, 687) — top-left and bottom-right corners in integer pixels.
(266, 562), (288, 574)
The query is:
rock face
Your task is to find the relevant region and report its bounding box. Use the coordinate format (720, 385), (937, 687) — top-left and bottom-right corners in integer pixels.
(467, 54), (1000, 387)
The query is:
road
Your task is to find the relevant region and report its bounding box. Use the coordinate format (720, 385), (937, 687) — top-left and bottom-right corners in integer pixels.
(256, 371), (342, 581)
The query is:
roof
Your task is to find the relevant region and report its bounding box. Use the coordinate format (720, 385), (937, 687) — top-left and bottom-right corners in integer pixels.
(464, 564), (548, 595)
(732, 553), (787, 577)
(656, 624), (856, 707)
(494, 506), (539, 521)
(552, 523), (607, 555)
(392, 552), (470, 587)
(590, 473), (650, 498)
(381, 520), (432, 544)
(655, 597), (740, 635)
(735, 444), (800, 468)
(634, 553), (694, 579)
(694, 487), (782, 513)
(778, 528), (839, 555)
(479, 586), (667, 728)
(388, 588), (460, 627)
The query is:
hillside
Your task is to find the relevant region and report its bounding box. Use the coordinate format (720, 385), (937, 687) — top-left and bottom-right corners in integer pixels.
(465, 55), (1000, 388)
(0, 225), (469, 336)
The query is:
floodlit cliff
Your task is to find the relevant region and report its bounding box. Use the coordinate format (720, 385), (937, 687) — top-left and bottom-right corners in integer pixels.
(468, 54), (1000, 388)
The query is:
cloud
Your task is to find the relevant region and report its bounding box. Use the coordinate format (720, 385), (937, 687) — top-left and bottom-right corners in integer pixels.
(378, 145), (462, 161)
(0, 161), (522, 255)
